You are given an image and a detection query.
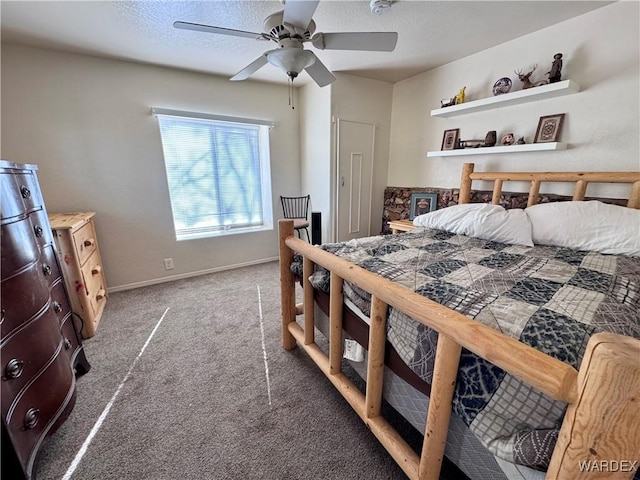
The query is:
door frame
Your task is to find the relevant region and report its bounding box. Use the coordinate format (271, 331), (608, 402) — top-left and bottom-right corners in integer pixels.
(334, 117), (376, 243)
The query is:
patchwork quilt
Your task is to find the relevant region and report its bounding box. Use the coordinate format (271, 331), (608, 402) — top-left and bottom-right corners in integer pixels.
(292, 228), (640, 471)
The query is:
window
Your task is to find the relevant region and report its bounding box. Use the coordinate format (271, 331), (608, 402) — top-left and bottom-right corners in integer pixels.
(153, 108), (273, 241)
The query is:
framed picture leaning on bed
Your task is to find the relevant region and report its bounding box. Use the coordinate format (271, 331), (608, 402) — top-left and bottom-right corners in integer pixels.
(409, 193), (438, 219)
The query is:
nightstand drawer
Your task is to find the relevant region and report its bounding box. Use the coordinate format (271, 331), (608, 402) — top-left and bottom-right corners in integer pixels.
(72, 220), (97, 266)
(81, 251), (107, 311)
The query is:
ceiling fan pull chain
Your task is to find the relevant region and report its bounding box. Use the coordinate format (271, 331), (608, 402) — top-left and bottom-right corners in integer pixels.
(288, 78), (295, 110)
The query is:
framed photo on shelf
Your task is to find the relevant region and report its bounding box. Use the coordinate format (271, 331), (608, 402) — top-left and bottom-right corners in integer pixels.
(534, 113), (565, 143)
(409, 193), (438, 220)
(441, 128), (460, 150)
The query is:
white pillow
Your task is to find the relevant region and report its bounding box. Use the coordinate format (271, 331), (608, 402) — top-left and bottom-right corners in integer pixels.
(413, 203), (534, 246)
(525, 201), (640, 256)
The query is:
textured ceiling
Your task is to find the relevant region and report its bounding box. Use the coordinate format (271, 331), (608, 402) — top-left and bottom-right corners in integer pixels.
(1, 1), (613, 86)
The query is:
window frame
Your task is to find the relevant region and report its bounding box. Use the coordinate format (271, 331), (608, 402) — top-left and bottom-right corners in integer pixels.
(152, 108), (274, 241)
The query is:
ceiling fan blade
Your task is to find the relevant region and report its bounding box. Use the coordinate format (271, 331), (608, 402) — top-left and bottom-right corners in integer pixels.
(304, 53), (336, 87)
(174, 21), (266, 40)
(283, 0), (319, 30)
(230, 55), (268, 81)
(312, 32), (398, 52)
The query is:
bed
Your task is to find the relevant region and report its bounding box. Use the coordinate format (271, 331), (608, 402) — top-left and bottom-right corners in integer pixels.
(278, 163), (640, 479)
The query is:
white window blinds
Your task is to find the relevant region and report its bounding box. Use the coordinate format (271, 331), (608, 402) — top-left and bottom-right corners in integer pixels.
(154, 109), (273, 240)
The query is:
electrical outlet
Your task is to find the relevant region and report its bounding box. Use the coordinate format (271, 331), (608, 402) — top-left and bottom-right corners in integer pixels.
(163, 258), (174, 270)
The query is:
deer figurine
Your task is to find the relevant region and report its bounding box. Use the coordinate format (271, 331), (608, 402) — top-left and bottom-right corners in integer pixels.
(515, 64), (549, 89)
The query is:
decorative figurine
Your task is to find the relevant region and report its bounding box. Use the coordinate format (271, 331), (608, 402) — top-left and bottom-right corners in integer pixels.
(501, 133), (515, 145)
(458, 131), (496, 149)
(484, 130), (497, 147)
(547, 53), (563, 83)
(516, 136), (526, 144)
(440, 97), (455, 108)
(515, 65), (550, 89)
(458, 139), (479, 148)
(493, 77), (512, 95)
(440, 86), (467, 108)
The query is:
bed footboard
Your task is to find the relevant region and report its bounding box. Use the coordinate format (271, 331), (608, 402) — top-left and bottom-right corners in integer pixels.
(278, 219), (640, 479)
(548, 333), (640, 478)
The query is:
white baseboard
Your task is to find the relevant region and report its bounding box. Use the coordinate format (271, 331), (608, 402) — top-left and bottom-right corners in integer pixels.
(108, 256), (279, 292)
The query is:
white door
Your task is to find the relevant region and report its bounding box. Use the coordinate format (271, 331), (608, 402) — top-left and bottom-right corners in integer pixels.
(336, 119), (375, 242)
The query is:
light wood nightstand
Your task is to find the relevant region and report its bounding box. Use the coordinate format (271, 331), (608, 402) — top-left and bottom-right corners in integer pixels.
(388, 219), (416, 234)
(49, 212), (107, 338)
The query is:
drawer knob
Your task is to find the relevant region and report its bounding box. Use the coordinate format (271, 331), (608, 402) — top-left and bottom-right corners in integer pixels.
(53, 301), (63, 313)
(63, 338), (72, 350)
(96, 289), (106, 301)
(34, 225), (44, 237)
(43, 264), (52, 276)
(20, 186), (31, 198)
(5, 359), (24, 379)
(91, 265), (102, 275)
(24, 408), (40, 429)
(84, 238), (95, 247)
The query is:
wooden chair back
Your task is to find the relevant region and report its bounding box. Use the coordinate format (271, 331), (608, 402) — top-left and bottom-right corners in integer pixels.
(280, 195), (310, 220)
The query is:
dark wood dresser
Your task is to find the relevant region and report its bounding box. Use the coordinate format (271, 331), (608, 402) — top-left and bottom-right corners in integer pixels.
(1, 160), (90, 479)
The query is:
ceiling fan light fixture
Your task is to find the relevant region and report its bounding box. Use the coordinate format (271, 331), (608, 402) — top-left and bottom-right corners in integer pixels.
(266, 48), (315, 80)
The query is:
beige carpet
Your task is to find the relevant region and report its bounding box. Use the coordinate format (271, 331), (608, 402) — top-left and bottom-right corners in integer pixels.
(33, 261), (466, 480)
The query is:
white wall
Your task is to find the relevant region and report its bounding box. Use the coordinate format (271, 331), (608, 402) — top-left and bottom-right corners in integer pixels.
(389, 2), (639, 198)
(299, 81), (332, 244)
(1, 45), (301, 289)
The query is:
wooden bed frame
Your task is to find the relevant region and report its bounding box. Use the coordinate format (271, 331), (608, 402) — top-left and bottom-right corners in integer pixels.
(278, 163), (640, 479)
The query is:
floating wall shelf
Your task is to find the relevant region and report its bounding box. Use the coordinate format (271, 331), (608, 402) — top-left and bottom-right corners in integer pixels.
(426, 142), (567, 157)
(430, 80), (580, 118)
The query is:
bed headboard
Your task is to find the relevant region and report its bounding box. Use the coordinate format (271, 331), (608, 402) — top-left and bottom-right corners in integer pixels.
(459, 162), (640, 209)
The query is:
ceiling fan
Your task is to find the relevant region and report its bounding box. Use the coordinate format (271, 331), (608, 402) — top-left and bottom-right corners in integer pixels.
(174, 0), (398, 87)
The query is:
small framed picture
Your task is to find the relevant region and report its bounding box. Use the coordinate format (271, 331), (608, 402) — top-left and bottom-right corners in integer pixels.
(534, 113), (565, 143)
(409, 193), (438, 220)
(441, 128), (460, 150)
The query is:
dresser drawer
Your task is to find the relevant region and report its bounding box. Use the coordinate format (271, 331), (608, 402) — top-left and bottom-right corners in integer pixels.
(1, 242), (65, 335)
(1, 270), (54, 339)
(60, 314), (82, 366)
(1, 312), (62, 407)
(50, 279), (73, 325)
(0, 170), (44, 221)
(72, 220), (97, 266)
(3, 352), (75, 473)
(12, 172), (44, 215)
(30, 209), (55, 247)
(81, 250), (107, 302)
(0, 173), (24, 221)
(1, 218), (40, 280)
(1, 216), (56, 282)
